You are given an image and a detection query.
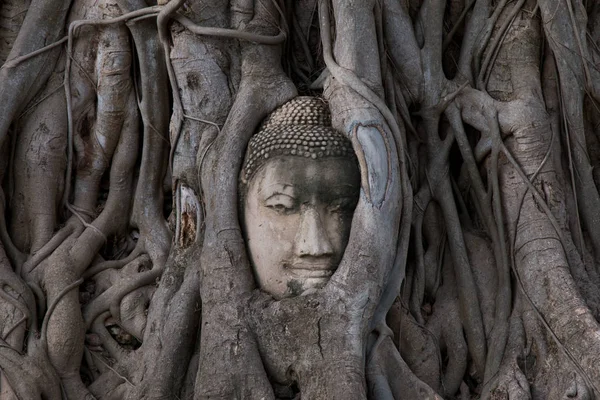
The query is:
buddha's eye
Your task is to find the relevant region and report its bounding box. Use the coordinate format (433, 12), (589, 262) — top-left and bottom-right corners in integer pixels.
(264, 194), (296, 214)
(328, 197), (357, 215)
(268, 204), (293, 213)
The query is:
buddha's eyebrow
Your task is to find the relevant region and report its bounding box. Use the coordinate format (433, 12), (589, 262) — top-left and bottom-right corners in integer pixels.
(332, 183), (359, 189)
(258, 183), (296, 197)
(327, 183), (360, 193)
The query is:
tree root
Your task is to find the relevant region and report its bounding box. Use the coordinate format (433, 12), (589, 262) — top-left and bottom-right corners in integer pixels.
(83, 267), (161, 330)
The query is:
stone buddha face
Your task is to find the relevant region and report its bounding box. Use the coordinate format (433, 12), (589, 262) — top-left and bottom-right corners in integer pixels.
(240, 97), (360, 299)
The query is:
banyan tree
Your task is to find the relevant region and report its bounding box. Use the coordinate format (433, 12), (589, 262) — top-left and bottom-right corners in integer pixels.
(2, 0), (600, 398)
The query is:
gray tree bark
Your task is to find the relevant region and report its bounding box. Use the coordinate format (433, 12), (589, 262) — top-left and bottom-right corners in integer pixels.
(1, 0), (600, 399)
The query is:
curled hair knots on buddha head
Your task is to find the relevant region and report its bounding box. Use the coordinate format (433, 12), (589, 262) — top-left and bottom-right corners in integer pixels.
(239, 96), (357, 190)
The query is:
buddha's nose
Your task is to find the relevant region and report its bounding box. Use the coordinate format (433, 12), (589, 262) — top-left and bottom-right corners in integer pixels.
(294, 208), (334, 258)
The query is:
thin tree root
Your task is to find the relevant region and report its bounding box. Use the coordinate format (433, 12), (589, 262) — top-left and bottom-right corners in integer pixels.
(41, 278), (84, 351)
(83, 268), (162, 330)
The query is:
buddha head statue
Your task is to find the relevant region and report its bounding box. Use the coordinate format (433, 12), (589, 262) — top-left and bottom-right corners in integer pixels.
(240, 97), (360, 299)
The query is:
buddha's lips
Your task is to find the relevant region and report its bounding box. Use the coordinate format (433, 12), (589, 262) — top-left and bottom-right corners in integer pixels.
(285, 262), (337, 278)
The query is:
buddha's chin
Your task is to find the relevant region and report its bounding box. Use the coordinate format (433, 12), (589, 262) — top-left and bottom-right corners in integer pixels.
(302, 276), (330, 289)
(282, 276), (331, 298)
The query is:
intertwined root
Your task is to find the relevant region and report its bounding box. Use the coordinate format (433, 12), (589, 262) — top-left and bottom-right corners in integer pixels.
(3, 0), (600, 399)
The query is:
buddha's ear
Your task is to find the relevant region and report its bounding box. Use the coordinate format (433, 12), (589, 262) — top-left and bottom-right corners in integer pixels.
(237, 183), (249, 235)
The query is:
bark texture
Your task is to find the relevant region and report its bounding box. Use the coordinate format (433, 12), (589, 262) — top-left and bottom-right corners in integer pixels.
(2, 0), (600, 399)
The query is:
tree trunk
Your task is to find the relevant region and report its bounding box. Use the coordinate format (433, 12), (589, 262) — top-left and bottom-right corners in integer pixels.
(2, 0), (600, 399)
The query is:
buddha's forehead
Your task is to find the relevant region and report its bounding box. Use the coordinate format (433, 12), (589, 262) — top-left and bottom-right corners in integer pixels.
(254, 157), (360, 200)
